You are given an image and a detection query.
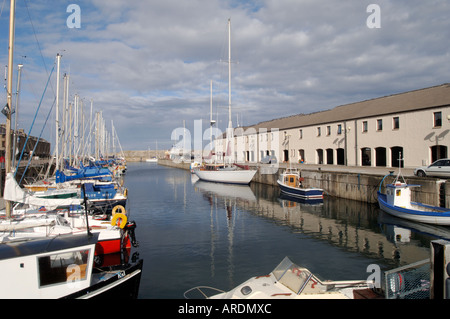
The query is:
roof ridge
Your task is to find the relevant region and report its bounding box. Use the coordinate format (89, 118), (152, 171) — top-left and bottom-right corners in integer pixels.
(246, 83), (450, 129)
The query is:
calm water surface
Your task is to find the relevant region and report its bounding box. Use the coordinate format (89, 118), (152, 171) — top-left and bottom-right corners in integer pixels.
(123, 162), (450, 299)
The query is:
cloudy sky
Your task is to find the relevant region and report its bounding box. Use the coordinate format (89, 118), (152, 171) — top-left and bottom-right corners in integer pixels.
(1, 0), (450, 151)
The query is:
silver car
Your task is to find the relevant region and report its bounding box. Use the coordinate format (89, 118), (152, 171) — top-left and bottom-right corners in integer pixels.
(414, 158), (450, 177)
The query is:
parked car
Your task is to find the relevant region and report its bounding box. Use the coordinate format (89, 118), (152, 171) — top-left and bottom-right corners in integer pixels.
(414, 158), (450, 177)
(261, 155), (277, 164)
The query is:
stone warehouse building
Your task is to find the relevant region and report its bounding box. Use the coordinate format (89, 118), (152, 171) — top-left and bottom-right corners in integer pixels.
(214, 83), (450, 168)
(0, 124), (51, 160)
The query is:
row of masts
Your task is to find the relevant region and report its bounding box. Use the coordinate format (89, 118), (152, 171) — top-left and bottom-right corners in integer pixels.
(45, 55), (123, 173)
(4, 0), (123, 218)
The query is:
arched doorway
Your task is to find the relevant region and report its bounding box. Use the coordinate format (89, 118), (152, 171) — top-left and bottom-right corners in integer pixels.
(316, 149), (323, 164)
(326, 148), (334, 164)
(375, 147), (386, 167)
(337, 148), (345, 165)
(361, 147), (371, 166)
(431, 145), (448, 163)
(391, 146), (404, 168)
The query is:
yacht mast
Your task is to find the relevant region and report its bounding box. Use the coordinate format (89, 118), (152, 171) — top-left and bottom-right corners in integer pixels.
(55, 53), (61, 172)
(5, 0), (16, 218)
(227, 18), (232, 131)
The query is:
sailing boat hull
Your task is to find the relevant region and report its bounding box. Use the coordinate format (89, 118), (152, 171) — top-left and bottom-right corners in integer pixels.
(194, 169), (256, 185)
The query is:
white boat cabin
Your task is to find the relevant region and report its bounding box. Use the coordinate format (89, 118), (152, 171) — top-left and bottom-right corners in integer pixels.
(386, 182), (420, 208)
(0, 233), (98, 298)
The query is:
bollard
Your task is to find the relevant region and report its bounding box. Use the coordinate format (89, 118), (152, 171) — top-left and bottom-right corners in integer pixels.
(431, 240), (450, 299)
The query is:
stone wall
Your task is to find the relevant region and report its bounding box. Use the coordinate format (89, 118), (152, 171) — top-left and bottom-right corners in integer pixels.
(120, 150), (167, 162)
(158, 159), (449, 208)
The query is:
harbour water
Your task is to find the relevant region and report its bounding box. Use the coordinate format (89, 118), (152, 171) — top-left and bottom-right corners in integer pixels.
(124, 162), (449, 299)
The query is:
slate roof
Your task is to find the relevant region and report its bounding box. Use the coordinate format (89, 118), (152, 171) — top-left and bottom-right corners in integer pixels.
(246, 83), (450, 132)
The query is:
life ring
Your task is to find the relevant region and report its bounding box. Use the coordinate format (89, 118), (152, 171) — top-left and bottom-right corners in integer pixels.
(112, 205), (126, 216)
(111, 213), (127, 229)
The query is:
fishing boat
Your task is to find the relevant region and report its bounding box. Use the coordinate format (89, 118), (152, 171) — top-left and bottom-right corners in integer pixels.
(185, 257), (376, 299)
(277, 168), (324, 200)
(194, 163), (257, 185)
(377, 171), (450, 226)
(0, 232), (143, 299)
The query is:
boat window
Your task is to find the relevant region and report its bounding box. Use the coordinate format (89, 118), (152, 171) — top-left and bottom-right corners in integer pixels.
(272, 257), (312, 294)
(38, 249), (90, 287)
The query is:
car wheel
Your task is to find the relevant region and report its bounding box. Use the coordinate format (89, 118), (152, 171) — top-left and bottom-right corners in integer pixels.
(417, 170), (426, 177)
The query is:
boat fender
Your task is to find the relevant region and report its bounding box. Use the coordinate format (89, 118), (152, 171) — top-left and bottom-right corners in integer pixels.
(112, 204), (126, 216)
(124, 188), (128, 197)
(111, 213), (127, 229)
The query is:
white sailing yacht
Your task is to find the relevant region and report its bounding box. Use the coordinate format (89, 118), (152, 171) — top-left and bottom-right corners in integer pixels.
(194, 19), (257, 185)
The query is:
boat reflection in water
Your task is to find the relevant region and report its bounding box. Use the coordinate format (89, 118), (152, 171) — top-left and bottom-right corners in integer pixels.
(378, 210), (450, 245)
(129, 163), (450, 298)
(195, 177), (437, 271)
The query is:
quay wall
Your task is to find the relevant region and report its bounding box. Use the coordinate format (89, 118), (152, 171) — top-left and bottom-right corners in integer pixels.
(157, 159), (450, 208)
(121, 150), (166, 162)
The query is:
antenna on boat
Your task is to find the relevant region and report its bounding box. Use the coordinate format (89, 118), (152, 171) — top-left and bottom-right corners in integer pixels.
(81, 183), (93, 237)
(394, 152), (406, 184)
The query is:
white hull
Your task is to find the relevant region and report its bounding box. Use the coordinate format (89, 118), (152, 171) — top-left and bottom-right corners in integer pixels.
(378, 193), (450, 226)
(194, 169), (256, 185)
(185, 257), (371, 299)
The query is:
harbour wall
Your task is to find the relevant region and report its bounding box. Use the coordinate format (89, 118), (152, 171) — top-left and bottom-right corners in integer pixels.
(157, 159), (450, 208)
(121, 150), (166, 162)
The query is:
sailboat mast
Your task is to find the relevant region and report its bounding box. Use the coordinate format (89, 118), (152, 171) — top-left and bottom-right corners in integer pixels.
(55, 53), (61, 172)
(210, 80), (213, 149)
(5, 0), (16, 218)
(227, 18), (232, 130)
(12, 63), (23, 169)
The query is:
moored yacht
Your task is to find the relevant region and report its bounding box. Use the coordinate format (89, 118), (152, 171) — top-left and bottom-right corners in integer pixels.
(194, 163), (257, 185)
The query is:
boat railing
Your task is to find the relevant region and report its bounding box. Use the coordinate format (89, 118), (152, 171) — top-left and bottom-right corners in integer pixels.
(183, 286), (226, 299)
(384, 258), (430, 299)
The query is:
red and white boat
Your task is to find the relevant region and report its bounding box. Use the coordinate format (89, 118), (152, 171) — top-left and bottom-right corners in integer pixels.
(1, 173), (138, 256)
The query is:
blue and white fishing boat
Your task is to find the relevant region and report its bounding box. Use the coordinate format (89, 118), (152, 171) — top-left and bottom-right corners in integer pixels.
(377, 170), (450, 226)
(277, 168), (323, 200)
